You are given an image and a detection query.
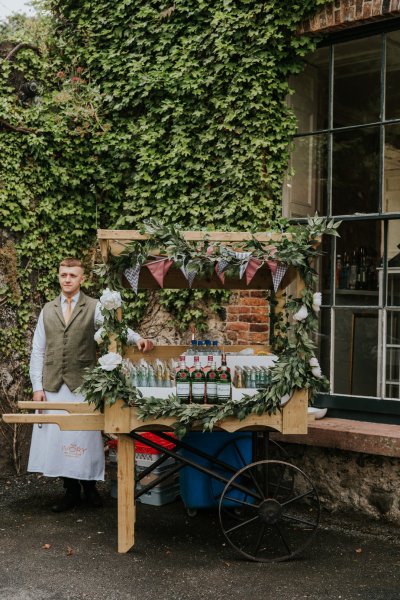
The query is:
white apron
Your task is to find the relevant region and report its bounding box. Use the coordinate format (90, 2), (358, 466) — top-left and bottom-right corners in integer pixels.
(28, 384), (104, 481)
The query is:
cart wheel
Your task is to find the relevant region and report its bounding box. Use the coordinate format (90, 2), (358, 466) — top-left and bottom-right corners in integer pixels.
(209, 437), (291, 507)
(219, 460), (320, 562)
(186, 508), (198, 518)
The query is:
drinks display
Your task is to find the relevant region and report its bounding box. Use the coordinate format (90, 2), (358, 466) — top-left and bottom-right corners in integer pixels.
(233, 365), (272, 389)
(124, 359), (174, 388)
(191, 356), (206, 403)
(176, 355), (191, 404)
(337, 247), (377, 291)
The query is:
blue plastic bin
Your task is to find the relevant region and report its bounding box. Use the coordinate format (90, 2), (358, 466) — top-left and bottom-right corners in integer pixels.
(179, 431), (252, 510)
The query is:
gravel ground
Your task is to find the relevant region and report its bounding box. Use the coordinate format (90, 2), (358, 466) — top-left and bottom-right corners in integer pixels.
(1, 473), (400, 600)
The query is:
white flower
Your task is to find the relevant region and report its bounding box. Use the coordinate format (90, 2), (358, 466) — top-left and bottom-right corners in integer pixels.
(312, 292), (322, 313)
(309, 357), (319, 368)
(98, 352), (123, 371)
(99, 288), (122, 311)
(311, 365), (323, 378)
(94, 327), (105, 344)
(293, 305), (308, 321)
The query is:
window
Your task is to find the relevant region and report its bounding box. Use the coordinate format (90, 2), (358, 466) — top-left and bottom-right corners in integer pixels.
(285, 28), (400, 408)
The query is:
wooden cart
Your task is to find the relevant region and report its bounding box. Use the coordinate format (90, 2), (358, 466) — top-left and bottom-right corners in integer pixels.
(3, 230), (319, 562)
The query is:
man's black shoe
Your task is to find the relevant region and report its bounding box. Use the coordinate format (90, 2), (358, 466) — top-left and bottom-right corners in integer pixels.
(51, 493), (81, 513)
(83, 487), (103, 508)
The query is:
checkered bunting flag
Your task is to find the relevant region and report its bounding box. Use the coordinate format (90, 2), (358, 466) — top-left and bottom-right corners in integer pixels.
(181, 266), (196, 288)
(272, 264), (287, 292)
(216, 259), (230, 275)
(124, 264), (141, 294)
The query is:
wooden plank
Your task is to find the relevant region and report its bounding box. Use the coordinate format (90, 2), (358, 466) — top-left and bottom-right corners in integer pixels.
(104, 399), (132, 434)
(98, 229), (292, 242)
(17, 401), (97, 413)
(117, 434), (135, 553)
(281, 389), (309, 434)
(123, 344), (272, 362)
(2, 413), (104, 430)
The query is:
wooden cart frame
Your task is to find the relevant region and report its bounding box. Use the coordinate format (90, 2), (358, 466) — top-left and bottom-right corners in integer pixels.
(3, 229), (318, 562)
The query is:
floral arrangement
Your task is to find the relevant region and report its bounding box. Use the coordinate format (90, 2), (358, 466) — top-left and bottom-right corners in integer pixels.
(80, 216), (339, 436)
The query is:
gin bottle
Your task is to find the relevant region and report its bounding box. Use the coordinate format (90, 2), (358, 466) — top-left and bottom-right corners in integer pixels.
(191, 355), (206, 404)
(205, 362), (218, 403)
(217, 366), (231, 404)
(175, 355), (191, 404)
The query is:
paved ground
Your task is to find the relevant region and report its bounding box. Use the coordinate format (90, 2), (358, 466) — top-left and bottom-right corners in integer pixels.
(0, 474), (400, 600)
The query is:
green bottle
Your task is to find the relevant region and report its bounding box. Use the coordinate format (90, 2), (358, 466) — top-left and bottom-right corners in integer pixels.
(217, 365), (231, 404)
(176, 355), (190, 404)
(191, 355), (205, 404)
(206, 362), (218, 403)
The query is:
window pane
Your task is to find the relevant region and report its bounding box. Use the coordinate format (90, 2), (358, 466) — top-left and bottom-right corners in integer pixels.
(385, 311), (400, 399)
(333, 36), (381, 128)
(386, 31), (400, 120)
(384, 124), (400, 213)
(334, 220), (380, 306)
(286, 134), (327, 218)
(332, 127), (380, 215)
(333, 308), (378, 396)
(386, 220), (400, 306)
(319, 307), (331, 385)
(291, 47), (329, 134)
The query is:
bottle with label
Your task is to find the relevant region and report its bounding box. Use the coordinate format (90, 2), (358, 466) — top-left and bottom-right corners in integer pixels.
(197, 340), (205, 355)
(187, 340), (197, 355)
(217, 365), (231, 404)
(212, 340), (221, 356)
(191, 355), (206, 403)
(175, 356), (191, 404)
(335, 254), (342, 288)
(340, 252), (349, 289)
(348, 251), (357, 290)
(205, 362), (218, 403)
(203, 355), (214, 374)
(218, 352), (230, 373)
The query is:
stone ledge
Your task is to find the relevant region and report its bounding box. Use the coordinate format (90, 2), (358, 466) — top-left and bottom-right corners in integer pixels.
(272, 418), (400, 458)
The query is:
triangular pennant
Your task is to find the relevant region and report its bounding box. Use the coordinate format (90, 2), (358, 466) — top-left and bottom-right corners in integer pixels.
(216, 258), (230, 275)
(266, 259), (278, 275)
(214, 263), (225, 284)
(245, 258), (262, 285)
(180, 266), (196, 288)
(272, 264), (287, 292)
(145, 258), (173, 288)
(124, 264), (141, 294)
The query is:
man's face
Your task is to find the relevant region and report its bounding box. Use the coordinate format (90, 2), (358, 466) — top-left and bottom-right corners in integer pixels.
(58, 266), (85, 297)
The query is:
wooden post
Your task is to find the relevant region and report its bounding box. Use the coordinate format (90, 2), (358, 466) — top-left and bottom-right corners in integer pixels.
(117, 434), (135, 553)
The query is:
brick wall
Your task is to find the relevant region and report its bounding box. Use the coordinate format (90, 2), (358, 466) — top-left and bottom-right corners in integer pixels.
(225, 291), (269, 346)
(298, 0), (400, 34)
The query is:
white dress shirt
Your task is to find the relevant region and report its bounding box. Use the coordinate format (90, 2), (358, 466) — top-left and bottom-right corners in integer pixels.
(30, 292), (141, 392)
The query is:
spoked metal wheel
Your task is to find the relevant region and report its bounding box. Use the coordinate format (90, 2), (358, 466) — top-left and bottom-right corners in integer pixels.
(219, 460), (320, 562)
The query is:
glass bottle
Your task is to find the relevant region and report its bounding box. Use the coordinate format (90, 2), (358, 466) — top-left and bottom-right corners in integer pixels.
(212, 340), (221, 356)
(348, 250), (357, 290)
(205, 362), (218, 403)
(217, 366), (231, 404)
(191, 355), (206, 403)
(203, 355), (214, 373)
(335, 254), (342, 288)
(175, 356), (191, 404)
(218, 352), (230, 373)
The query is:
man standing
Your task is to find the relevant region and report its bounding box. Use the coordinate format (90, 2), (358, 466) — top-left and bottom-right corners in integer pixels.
(28, 258), (153, 512)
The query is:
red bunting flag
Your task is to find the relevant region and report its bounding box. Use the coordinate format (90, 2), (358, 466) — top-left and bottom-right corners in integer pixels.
(145, 258), (173, 288)
(245, 258), (262, 285)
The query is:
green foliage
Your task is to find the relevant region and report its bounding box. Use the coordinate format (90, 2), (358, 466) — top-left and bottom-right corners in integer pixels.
(0, 1), (327, 366)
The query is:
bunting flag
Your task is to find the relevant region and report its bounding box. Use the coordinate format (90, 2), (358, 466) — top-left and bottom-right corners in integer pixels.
(245, 258), (262, 286)
(180, 266), (196, 288)
(145, 257), (173, 288)
(272, 264), (287, 292)
(266, 259), (278, 275)
(216, 258), (230, 275)
(124, 264), (141, 294)
(214, 263), (225, 285)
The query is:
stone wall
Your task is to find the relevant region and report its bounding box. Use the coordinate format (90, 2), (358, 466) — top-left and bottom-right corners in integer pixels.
(282, 443), (400, 521)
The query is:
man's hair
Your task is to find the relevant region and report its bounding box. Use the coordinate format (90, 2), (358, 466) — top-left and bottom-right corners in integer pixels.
(59, 258), (84, 269)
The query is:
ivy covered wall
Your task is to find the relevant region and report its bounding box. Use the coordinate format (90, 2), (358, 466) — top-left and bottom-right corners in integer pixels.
(0, 1), (329, 469)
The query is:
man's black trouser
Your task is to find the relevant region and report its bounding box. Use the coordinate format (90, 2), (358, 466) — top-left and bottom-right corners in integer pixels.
(63, 477), (96, 496)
